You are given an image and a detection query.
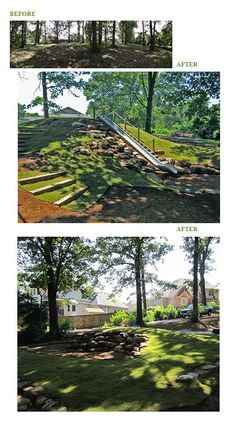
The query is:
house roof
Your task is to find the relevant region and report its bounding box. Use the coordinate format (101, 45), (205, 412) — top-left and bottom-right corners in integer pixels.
(159, 279), (190, 298)
(84, 307), (105, 314)
(55, 107), (82, 114)
(60, 290), (128, 309)
(91, 293), (128, 309)
(205, 282), (219, 290)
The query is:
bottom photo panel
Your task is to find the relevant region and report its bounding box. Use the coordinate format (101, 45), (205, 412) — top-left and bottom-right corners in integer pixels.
(17, 236), (220, 412)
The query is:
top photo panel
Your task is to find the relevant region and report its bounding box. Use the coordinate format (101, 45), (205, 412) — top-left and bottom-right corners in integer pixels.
(10, 20), (172, 69)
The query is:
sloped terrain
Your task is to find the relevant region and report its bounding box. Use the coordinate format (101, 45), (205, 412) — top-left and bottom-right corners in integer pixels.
(18, 117), (220, 223)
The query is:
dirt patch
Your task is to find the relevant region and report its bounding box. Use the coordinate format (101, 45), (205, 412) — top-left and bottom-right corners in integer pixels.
(149, 315), (220, 332)
(164, 173), (220, 193)
(25, 343), (125, 360)
(10, 43), (172, 69)
(57, 185), (220, 223)
(19, 185), (220, 223)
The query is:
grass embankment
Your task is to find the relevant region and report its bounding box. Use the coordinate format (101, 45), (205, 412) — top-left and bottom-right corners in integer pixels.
(18, 118), (220, 212)
(18, 119), (165, 212)
(18, 328), (219, 411)
(123, 125), (220, 165)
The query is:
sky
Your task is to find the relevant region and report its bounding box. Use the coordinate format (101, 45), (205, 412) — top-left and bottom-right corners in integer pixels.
(18, 71), (90, 114)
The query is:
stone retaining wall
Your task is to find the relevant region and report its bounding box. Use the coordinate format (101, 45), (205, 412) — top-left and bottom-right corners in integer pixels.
(68, 329), (149, 357)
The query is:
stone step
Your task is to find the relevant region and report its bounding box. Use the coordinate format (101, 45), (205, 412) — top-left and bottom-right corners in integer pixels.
(19, 171), (67, 185)
(54, 186), (88, 206)
(30, 179), (75, 195)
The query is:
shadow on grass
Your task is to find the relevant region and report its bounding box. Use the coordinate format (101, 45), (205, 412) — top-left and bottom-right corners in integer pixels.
(18, 329), (219, 411)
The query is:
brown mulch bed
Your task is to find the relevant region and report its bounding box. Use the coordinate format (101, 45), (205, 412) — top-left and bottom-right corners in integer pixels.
(19, 184), (220, 223)
(18, 188), (80, 223)
(164, 173), (220, 193)
(25, 343), (125, 360)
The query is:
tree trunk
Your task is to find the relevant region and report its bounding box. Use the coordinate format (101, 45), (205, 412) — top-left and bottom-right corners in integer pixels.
(141, 264), (147, 317)
(149, 21), (156, 51)
(145, 72), (157, 133)
(21, 21), (27, 48)
(104, 27), (107, 42)
(44, 238), (60, 337)
(82, 21), (85, 43)
(47, 281), (59, 337)
(192, 237), (199, 322)
(134, 239), (144, 326)
(77, 21), (81, 42)
(91, 21), (99, 52)
(112, 21), (116, 47)
(98, 21), (102, 44)
(124, 22), (128, 44)
(42, 72), (49, 119)
(142, 21), (146, 46)
(43, 22), (47, 44)
(199, 261), (207, 305)
(35, 21), (41, 45)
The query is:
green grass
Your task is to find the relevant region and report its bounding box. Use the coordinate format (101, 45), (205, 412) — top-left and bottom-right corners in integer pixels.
(19, 124), (164, 211)
(123, 125), (220, 165)
(18, 328), (219, 411)
(18, 118), (75, 152)
(18, 118), (220, 212)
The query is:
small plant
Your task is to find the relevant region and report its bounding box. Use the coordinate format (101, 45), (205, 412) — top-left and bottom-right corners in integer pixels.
(108, 311), (136, 326)
(58, 318), (72, 335)
(144, 309), (155, 323)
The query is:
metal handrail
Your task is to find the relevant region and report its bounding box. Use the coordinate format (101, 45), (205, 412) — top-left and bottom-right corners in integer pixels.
(98, 115), (178, 175)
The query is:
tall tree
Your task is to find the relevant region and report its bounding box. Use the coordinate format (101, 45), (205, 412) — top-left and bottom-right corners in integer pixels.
(95, 237), (172, 326)
(112, 21), (116, 47)
(192, 237), (199, 322)
(29, 71), (85, 118)
(198, 237), (219, 304)
(91, 21), (99, 52)
(182, 237), (219, 308)
(149, 21), (157, 51)
(145, 72), (157, 132)
(34, 21), (42, 45)
(18, 237), (99, 337)
(21, 21), (27, 48)
(142, 21), (146, 46)
(98, 21), (103, 44)
(76, 21), (81, 42)
(41, 71), (49, 119)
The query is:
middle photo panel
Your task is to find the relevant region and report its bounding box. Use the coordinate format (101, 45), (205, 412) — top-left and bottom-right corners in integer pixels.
(18, 71), (220, 223)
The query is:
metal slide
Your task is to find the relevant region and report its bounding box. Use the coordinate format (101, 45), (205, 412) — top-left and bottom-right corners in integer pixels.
(98, 116), (178, 175)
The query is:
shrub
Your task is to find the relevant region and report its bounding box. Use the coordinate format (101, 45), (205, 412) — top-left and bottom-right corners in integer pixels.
(108, 311), (136, 326)
(58, 318), (72, 335)
(207, 301), (220, 313)
(144, 309), (155, 323)
(154, 304), (181, 320)
(18, 292), (48, 345)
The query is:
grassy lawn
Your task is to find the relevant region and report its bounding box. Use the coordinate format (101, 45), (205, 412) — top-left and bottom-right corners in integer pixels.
(123, 125), (220, 165)
(18, 328), (219, 411)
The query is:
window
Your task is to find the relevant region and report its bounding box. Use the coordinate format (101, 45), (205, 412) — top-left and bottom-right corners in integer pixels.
(209, 289), (215, 297)
(181, 297), (188, 306)
(72, 305), (76, 312)
(67, 305), (70, 312)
